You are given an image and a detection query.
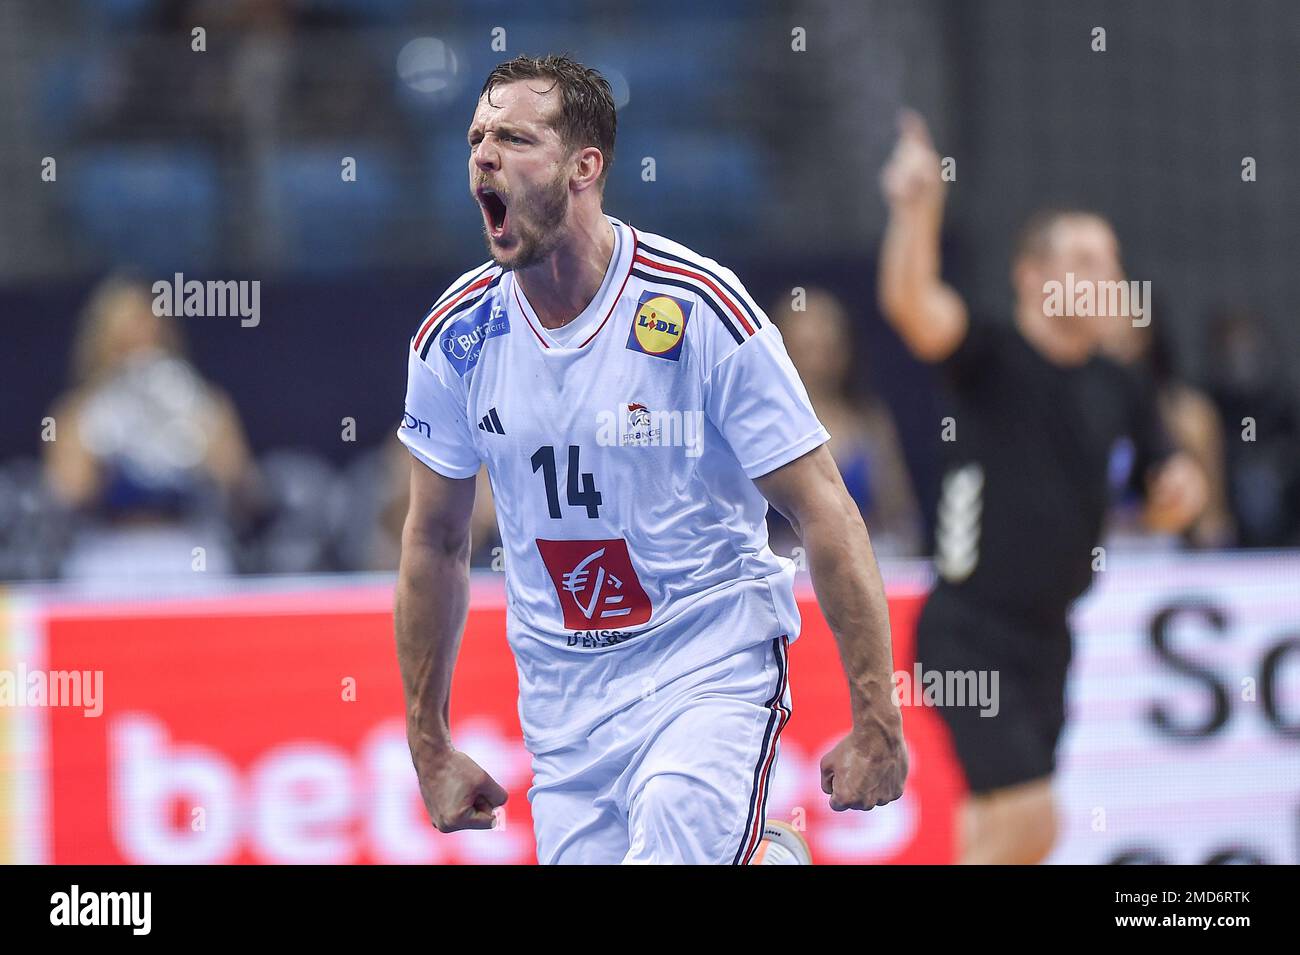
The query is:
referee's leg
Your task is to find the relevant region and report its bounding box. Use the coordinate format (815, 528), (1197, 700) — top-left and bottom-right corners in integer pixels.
(947, 646), (1067, 863)
(959, 776), (1057, 864)
(917, 596), (1068, 864)
(939, 670), (1065, 863)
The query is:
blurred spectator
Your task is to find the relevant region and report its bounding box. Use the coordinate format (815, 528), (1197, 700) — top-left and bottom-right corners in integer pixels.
(466, 470), (502, 569)
(769, 288), (923, 558)
(43, 276), (258, 582)
(0, 457), (69, 581)
(373, 434), (500, 571)
(1202, 307), (1300, 547)
(1102, 307), (1234, 548)
(370, 434), (411, 571)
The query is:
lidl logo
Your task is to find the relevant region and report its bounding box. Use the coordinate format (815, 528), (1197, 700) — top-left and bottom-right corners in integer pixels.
(627, 291), (690, 361)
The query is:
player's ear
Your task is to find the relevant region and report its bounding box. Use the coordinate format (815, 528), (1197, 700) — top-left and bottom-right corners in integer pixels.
(571, 146), (605, 193)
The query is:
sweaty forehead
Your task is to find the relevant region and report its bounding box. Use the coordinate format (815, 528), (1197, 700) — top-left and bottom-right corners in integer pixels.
(471, 79), (560, 132)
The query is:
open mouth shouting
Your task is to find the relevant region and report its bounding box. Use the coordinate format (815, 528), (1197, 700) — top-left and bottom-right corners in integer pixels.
(476, 184), (510, 241)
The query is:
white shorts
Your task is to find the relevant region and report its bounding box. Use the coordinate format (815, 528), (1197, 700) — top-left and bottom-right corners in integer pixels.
(527, 636), (791, 865)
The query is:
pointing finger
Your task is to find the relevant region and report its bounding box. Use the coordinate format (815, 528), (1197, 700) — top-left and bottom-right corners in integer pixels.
(898, 108), (934, 148)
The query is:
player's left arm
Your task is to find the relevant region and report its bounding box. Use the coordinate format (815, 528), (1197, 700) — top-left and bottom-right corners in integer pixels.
(755, 446), (908, 812)
(695, 267), (906, 811)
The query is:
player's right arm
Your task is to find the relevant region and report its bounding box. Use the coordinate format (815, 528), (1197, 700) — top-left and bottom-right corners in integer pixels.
(877, 109), (969, 362)
(394, 324), (506, 833)
(395, 458), (506, 832)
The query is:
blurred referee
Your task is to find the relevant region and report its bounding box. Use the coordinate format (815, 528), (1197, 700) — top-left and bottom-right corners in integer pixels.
(877, 112), (1208, 863)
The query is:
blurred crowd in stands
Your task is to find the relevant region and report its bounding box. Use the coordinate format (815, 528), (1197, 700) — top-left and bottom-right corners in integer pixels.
(1, 273), (1295, 587)
(15, 0), (774, 278)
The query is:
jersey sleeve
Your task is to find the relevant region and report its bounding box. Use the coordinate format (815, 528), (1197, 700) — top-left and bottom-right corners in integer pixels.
(396, 343), (481, 480)
(703, 321), (831, 479)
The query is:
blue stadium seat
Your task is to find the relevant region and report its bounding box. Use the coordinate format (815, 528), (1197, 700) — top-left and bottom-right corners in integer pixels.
(268, 146), (403, 271)
(78, 0), (158, 28)
(446, 0), (588, 22)
(598, 35), (731, 112)
(427, 133), (477, 214)
(36, 46), (119, 140)
(607, 130), (765, 237)
(64, 144), (221, 272)
(301, 0), (414, 22)
(594, 0), (753, 15)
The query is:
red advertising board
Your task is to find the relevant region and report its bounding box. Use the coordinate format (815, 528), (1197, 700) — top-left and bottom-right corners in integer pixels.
(38, 582), (960, 864)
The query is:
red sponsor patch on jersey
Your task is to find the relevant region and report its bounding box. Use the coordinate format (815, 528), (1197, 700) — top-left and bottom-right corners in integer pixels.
(535, 538), (653, 630)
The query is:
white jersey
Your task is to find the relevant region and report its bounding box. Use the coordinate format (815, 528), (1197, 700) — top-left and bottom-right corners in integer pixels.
(398, 214), (829, 753)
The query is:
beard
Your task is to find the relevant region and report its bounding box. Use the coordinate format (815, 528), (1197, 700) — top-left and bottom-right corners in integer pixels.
(484, 168), (569, 270)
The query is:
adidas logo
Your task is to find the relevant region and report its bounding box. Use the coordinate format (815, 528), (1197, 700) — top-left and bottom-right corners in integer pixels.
(477, 408), (506, 434)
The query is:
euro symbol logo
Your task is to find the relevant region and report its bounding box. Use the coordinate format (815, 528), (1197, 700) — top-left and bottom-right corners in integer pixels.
(560, 547), (630, 620)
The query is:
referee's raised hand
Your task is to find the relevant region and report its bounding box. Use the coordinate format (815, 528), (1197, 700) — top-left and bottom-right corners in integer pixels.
(877, 108), (969, 363)
(880, 109), (946, 211)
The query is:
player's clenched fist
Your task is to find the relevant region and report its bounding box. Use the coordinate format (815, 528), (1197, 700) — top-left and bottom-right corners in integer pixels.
(880, 109), (946, 210)
(819, 721), (909, 812)
(411, 745), (509, 832)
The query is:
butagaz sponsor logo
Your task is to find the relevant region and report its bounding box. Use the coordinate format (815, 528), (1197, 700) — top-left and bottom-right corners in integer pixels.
(50, 885), (151, 935)
(1042, 272), (1151, 327)
(892, 664), (1000, 717)
(401, 410), (431, 439)
(0, 665), (102, 717)
(441, 300), (510, 376)
(151, 273), (260, 327)
(595, 403), (704, 457)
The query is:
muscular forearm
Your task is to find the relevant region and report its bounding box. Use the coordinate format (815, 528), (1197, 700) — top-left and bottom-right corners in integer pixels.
(759, 446), (909, 812)
(796, 499), (900, 734)
(394, 529), (471, 756)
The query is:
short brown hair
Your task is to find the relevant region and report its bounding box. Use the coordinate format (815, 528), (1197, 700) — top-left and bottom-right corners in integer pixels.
(1014, 207), (1111, 263)
(480, 54), (617, 187)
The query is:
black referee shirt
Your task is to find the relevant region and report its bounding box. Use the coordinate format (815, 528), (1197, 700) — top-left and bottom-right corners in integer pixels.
(928, 316), (1173, 625)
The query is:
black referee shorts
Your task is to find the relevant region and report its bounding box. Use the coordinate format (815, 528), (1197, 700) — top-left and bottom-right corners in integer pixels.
(914, 588), (1072, 795)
